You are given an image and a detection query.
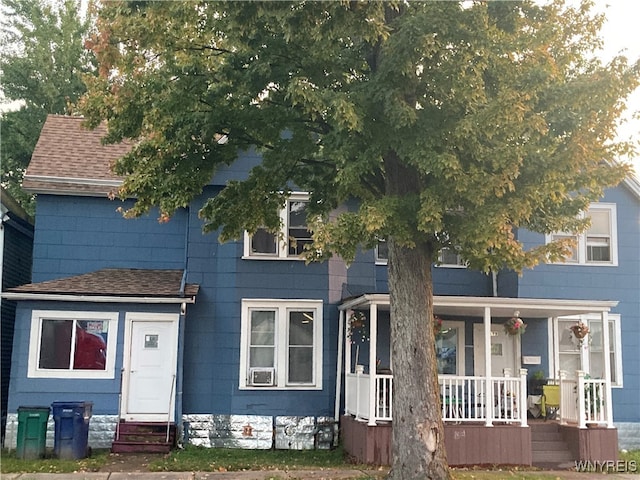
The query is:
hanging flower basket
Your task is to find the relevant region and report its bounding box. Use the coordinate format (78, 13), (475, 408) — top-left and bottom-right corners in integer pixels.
(504, 315), (526, 336)
(347, 311), (369, 343)
(570, 321), (590, 345)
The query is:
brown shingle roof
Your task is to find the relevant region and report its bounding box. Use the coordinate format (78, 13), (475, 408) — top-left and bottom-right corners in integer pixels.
(7, 269), (199, 299)
(23, 115), (132, 195)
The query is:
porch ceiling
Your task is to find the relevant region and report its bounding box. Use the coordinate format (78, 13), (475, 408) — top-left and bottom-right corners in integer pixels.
(339, 294), (618, 319)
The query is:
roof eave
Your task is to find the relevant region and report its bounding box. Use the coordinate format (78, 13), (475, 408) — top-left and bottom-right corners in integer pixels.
(1, 292), (197, 304)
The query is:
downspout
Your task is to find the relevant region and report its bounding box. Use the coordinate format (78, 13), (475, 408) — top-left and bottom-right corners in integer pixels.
(176, 207), (190, 439)
(491, 270), (498, 297)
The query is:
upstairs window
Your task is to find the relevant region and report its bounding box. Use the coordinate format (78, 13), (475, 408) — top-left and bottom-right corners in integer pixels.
(437, 247), (467, 268)
(244, 193), (312, 259)
(547, 203), (617, 266)
(376, 241), (466, 267)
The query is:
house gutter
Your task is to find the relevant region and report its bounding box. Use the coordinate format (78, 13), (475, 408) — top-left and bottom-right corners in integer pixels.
(0, 292), (196, 304)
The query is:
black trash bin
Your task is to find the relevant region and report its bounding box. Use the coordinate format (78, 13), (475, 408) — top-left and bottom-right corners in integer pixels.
(51, 401), (93, 459)
(16, 406), (50, 459)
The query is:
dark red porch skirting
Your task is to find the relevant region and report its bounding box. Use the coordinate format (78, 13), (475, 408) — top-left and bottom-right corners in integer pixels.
(341, 415), (617, 466)
(560, 424), (618, 463)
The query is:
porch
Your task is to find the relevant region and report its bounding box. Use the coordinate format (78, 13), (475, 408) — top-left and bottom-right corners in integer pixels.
(335, 294), (619, 466)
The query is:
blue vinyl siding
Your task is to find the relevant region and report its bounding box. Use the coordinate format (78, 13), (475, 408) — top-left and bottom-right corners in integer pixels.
(8, 301), (180, 415)
(181, 195), (336, 416)
(517, 186), (640, 423)
(32, 196), (187, 282)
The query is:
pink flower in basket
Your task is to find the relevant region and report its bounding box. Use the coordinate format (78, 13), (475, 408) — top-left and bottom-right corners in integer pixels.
(504, 313), (526, 336)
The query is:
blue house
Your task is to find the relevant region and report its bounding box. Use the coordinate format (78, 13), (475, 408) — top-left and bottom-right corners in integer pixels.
(3, 115), (639, 466)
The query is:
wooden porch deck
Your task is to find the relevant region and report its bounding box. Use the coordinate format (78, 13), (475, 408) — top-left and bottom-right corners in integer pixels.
(341, 415), (618, 467)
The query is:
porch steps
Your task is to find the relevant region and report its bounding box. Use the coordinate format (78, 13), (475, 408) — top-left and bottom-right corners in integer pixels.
(530, 422), (574, 469)
(111, 421), (176, 453)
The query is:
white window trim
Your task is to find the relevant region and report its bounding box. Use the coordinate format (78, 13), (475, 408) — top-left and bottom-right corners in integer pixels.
(28, 310), (118, 379)
(375, 242), (468, 268)
(546, 203), (618, 266)
(553, 314), (623, 388)
(375, 240), (388, 265)
(243, 192), (310, 260)
(239, 299), (323, 390)
(435, 249), (467, 268)
(437, 320), (466, 376)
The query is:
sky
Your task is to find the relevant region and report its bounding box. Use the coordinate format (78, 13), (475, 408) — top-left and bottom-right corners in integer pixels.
(589, 0), (640, 177)
(3, 0), (639, 176)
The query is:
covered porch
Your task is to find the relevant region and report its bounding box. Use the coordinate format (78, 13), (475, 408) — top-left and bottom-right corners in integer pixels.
(335, 295), (619, 466)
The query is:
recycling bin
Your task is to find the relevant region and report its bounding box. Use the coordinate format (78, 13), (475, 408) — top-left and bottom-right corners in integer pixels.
(16, 406), (50, 459)
(51, 401), (93, 459)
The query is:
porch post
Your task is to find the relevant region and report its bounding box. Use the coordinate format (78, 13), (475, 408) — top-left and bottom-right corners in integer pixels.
(519, 368), (528, 427)
(577, 370), (586, 429)
(601, 311), (614, 428)
(484, 307), (493, 427)
(335, 309), (345, 421)
(344, 310), (352, 416)
(559, 370), (567, 425)
(368, 303), (378, 426)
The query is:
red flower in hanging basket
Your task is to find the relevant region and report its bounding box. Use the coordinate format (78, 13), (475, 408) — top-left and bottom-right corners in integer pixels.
(504, 315), (526, 335)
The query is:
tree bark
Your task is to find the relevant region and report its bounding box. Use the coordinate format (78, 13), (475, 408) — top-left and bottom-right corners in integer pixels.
(385, 150), (450, 479)
(386, 239), (450, 480)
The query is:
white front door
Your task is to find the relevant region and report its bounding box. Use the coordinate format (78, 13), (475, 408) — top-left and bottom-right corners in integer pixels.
(473, 324), (519, 377)
(122, 313), (179, 422)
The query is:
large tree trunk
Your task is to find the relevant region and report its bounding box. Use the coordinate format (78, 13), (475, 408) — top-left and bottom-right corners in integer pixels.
(386, 239), (450, 480)
(384, 149), (450, 479)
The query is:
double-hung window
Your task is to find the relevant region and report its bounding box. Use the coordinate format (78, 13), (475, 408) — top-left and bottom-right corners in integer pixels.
(244, 193), (312, 259)
(240, 299), (323, 389)
(547, 203), (617, 265)
(28, 310), (118, 379)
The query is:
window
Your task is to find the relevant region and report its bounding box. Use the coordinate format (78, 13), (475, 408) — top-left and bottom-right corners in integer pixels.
(435, 320), (465, 375)
(239, 299), (323, 389)
(244, 193), (312, 259)
(375, 239), (388, 264)
(437, 247), (466, 268)
(555, 314), (622, 387)
(376, 241), (467, 268)
(547, 203), (617, 265)
(28, 310), (118, 379)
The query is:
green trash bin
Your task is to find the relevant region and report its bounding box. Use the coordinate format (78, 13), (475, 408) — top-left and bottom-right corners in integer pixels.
(16, 406), (50, 459)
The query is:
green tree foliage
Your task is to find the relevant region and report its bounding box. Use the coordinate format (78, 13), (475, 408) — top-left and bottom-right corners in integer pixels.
(81, 1), (638, 478)
(0, 0), (96, 213)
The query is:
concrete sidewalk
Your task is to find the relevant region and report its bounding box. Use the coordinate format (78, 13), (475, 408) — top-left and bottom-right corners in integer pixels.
(0, 469), (384, 480)
(1, 470), (639, 480)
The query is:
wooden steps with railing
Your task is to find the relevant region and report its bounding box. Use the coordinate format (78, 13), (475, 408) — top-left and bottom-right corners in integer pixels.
(111, 421), (176, 453)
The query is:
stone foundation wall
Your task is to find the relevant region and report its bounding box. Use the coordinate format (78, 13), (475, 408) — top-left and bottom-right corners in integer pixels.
(3, 413), (118, 450)
(182, 414), (338, 450)
(616, 422), (640, 450)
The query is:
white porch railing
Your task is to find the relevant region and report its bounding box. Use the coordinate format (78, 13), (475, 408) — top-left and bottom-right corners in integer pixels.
(345, 368), (613, 428)
(559, 370), (609, 428)
(345, 369), (528, 426)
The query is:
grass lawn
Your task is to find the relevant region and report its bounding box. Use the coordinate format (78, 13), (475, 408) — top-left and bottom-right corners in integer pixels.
(1, 446), (638, 477)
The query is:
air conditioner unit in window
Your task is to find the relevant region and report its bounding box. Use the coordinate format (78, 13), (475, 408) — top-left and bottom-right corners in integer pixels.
(250, 368), (275, 386)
